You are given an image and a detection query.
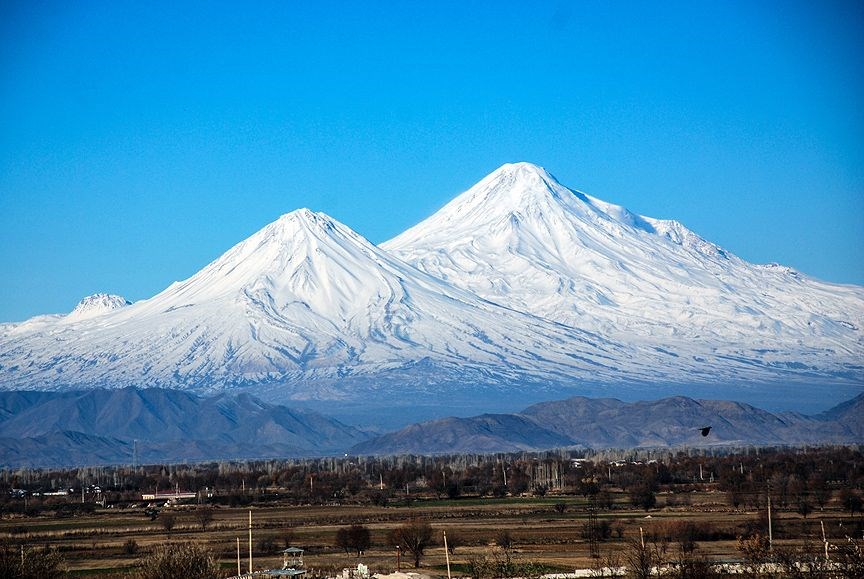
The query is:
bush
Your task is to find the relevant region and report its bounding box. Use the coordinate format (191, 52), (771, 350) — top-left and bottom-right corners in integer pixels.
(654, 520), (733, 543)
(581, 519), (612, 542)
(623, 536), (666, 579)
(123, 538), (140, 555)
(495, 530), (514, 550)
(465, 549), (550, 579)
(256, 535), (280, 555)
(630, 484), (656, 511)
(0, 544), (67, 579)
(136, 542), (222, 579)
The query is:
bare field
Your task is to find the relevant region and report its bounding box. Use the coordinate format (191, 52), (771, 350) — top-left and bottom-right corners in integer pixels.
(1, 490), (858, 577)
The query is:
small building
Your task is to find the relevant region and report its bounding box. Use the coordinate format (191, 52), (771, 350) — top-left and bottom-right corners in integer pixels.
(141, 490), (197, 501)
(226, 547), (306, 579)
(282, 547), (305, 572)
(341, 563), (370, 579)
(258, 571), (306, 578)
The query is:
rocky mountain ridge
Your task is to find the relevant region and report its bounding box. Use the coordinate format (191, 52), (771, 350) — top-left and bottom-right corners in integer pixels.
(0, 388), (365, 467)
(350, 392), (864, 455)
(3, 388), (861, 466)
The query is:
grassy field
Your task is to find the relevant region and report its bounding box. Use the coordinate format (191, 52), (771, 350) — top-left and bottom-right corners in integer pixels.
(1, 489), (858, 577)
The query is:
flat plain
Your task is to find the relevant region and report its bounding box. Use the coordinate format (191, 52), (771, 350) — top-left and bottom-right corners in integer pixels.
(1, 482), (860, 577)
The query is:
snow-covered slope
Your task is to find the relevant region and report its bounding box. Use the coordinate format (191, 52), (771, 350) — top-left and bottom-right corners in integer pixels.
(0, 209), (665, 401)
(0, 164), (861, 420)
(384, 163), (864, 380)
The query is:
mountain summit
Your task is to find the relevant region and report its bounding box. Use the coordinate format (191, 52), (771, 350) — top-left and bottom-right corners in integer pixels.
(1, 163), (861, 422)
(384, 163), (864, 357)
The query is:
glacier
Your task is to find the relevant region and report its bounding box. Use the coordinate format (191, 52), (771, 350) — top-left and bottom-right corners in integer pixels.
(1, 163), (861, 425)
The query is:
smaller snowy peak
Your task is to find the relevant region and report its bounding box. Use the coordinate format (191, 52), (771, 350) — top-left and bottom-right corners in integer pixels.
(210, 208), (369, 273)
(67, 293), (131, 321)
(255, 209), (349, 247)
(757, 263), (800, 277)
(276, 208), (330, 228)
(644, 217), (732, 259)
(486, 162), (557, 188)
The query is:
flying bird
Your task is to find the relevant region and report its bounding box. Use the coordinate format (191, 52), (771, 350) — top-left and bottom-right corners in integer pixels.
(699, 426), (712, 437)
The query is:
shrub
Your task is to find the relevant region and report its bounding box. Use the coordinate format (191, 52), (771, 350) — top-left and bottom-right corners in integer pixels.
(0, 544), (67, 579)
(136, 542), (222, 579)
(256, 535), (280, 555)
(123, 538), (140, 555)
(159, 512), (176, 536)
(581, 519), (612, 541)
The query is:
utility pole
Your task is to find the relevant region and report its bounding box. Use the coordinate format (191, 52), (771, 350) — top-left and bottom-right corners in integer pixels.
(587, 495), (599, 559)
(443, 531), (452, 579)
(248, 510), (253, 573)
(821, 520), (829, 562)
(767, 494), (773, 551)
(237, 537), (241, 577)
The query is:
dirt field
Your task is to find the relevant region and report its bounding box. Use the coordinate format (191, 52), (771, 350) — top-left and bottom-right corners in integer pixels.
(0, 490), (857, 577)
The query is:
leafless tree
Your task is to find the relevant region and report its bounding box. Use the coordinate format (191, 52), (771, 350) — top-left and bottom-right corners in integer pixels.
(194, 507), (214, 531)
(389, 517), (434, 568)
(159, 512), (176, 536)
(445, 530), (463, 555)
(623, 536), (666, 579)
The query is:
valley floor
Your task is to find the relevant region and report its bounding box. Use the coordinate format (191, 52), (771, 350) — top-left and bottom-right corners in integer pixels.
(1, 489), (861, 577)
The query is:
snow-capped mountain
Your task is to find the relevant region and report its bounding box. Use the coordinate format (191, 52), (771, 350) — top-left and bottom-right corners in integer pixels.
(0, 208), (664, 405)
(384, 163), (864, 380)
(0, 163), (861, 423)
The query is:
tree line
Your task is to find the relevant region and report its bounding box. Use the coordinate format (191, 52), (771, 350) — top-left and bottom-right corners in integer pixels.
(1, 446), (862, 517)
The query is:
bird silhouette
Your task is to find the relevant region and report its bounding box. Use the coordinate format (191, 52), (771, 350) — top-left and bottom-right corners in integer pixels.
(699, 426), (712, 437)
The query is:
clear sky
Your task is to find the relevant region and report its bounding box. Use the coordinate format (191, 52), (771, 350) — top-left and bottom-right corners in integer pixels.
(1, 0), (862, 323)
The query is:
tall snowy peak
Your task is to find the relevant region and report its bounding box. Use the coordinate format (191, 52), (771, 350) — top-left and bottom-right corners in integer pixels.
(383, 163), (864, 365)
(387, 163), (695, 246)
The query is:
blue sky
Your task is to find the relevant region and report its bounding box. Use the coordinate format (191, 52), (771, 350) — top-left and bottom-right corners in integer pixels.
(1, 0), (862, 322)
